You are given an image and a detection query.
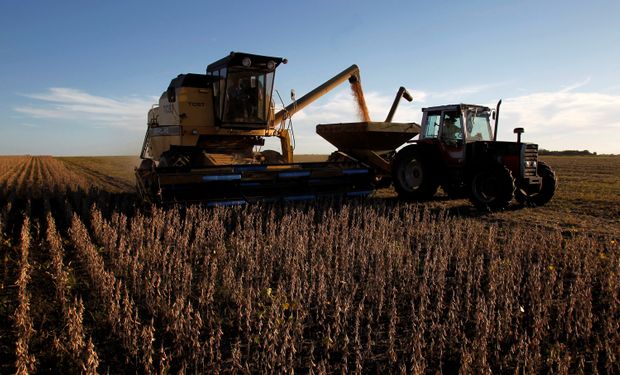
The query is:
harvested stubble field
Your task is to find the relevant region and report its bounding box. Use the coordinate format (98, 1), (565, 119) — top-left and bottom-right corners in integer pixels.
(0, 155), (618, 374)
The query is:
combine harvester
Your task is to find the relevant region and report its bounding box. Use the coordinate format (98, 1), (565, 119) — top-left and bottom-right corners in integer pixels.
(136, 51), (556, 209)
(136, 52), (418, 205)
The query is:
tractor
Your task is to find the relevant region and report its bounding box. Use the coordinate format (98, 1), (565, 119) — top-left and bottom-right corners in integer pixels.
(390, 102), (557, 210)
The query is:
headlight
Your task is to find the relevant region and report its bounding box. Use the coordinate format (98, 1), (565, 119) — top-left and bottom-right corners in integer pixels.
(242, 57), (252, 67)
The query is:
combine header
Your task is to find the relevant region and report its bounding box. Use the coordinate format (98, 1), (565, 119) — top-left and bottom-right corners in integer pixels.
(136, 52), (418, 204)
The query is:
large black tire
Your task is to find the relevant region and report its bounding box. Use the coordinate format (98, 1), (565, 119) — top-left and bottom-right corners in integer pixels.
(260, 150), (285, 164)
(515, 161), (557, 206)
(391, 146), (438, 200)
(327, 151), (352, 163)
(469, 165), (515, 211)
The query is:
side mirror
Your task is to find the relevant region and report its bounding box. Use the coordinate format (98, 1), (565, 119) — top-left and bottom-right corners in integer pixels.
(290, 89), (296, 102)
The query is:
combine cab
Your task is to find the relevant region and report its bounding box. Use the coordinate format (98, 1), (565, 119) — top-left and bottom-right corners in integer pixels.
(136, 52), (417, 204)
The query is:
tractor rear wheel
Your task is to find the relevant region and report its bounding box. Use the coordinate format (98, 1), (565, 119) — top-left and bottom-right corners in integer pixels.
(392, 146), (438, 200)
(469, 165), (515, 211)
(515, 161), (557, 206)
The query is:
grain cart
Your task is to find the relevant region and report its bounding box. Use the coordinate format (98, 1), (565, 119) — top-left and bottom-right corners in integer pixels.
(136, 52), (418, 204)
(386, 102), (557, 210)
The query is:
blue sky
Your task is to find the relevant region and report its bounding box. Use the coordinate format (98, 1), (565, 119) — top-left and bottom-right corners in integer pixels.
(1, 0), (619, 155)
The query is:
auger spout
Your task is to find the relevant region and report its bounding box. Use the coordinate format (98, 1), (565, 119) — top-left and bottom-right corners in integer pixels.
(273, 64), (364, 125)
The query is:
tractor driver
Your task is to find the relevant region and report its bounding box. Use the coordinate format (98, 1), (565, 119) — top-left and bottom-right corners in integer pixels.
(442, 115), (462, 141)
(226, 76), (245, 121)
(226, 76), (262, 121)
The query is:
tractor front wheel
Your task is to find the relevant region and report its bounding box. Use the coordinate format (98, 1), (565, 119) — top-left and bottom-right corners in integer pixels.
(469, 166), (515, 211)
(515, 161), (557, 206)
(392, 146), (438, 200)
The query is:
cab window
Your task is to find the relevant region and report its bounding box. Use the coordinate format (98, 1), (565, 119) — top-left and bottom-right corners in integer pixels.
(422, 112), (441, 139)
(441, 111), (463, 142)
(466, 109), (493, 141)
(221, 69), (274, 125)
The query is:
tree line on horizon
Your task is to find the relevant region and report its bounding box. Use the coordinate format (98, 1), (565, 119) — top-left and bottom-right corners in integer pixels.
(539, 149), (599, 156)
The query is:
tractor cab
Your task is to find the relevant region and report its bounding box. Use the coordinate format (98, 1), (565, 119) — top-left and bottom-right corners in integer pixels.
(418, 104), (494, 169)
(207, 52), (286, 129)
(420, 104), (494, 145)
(393, 101), (556, 210)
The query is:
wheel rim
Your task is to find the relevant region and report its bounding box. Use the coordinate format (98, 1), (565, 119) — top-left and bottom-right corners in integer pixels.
(401, 159), (423, 191)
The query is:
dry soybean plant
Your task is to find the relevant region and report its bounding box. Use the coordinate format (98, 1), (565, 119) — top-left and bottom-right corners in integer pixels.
(0, 155), (618, 374)
(70, 202), (619, 373)
(14, 217), (35, 374)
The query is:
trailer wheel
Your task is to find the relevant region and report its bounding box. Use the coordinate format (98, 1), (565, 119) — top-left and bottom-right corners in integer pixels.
(392, 146), (438, 200)
(327, 151), (352, 163)
(469, 165), (515, 211)
(515, 161), (557, 206)
(260, 150), (285, 164)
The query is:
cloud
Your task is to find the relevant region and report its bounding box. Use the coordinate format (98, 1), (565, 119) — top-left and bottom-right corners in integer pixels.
(15, 83), (620, 155)
(15, 88), (155, 130)
(499, 89), (620, 154)
(559, 77), (591, 93)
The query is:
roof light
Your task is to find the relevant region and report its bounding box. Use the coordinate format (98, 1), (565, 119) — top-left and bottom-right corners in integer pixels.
(242, 57), (252, 67)
(267, 60), (276, 70)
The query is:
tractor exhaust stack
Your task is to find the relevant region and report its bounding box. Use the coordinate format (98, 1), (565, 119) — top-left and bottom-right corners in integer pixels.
(493, 99), (502, 141)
